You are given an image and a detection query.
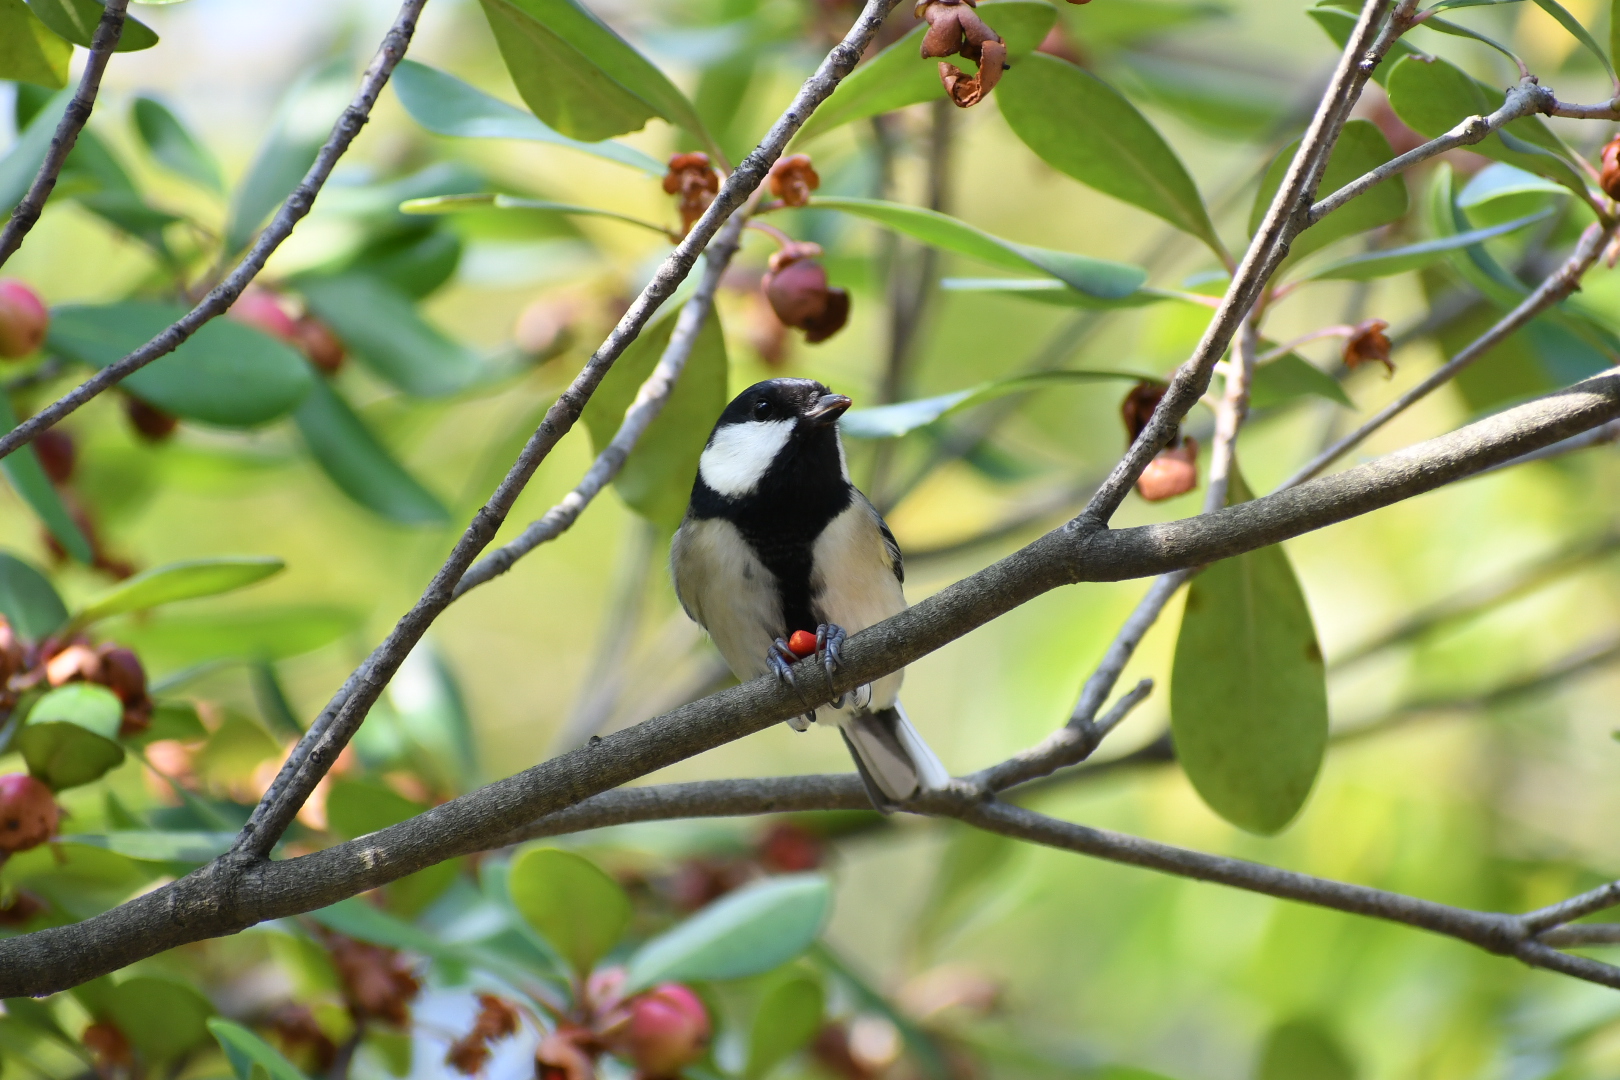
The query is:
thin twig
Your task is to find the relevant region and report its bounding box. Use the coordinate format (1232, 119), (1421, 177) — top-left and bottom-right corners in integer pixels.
(966, 678), (1154, 792)
(0, 0), (425, 462)
(1547, 96), (1620, 119)
(1538, 923), (1620, 945)
(1523, 880), (1620, 933)
(0, 0), (129, 270)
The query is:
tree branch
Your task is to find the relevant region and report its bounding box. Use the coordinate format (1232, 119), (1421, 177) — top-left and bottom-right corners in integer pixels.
(0, 0), (424, 462)
(0, 0), (128, 270)
(2, 368), (1616, 995)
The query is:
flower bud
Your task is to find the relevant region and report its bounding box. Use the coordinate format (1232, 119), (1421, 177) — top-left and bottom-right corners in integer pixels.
(45, 641), (101, 686)
(767, 154), (820, 208)
(1342, 318), (1393, 375)
(0, 773), (59, 852)
(32, 429), (73, 485)
(229, 287), (301, 343)
(294, 315), (345, 374)
(663, 153), (720, 237)
(0, 279), (49, 359)
(619, 985), (710, 1079)
(1602, 136), (1620, 200)
(124, 394), (179, 442)
(763, 245), (850, 344)
(1136, 438), (1199, 502)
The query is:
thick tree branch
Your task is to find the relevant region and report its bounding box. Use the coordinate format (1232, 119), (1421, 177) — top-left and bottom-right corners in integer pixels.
(2, 370), (1616, 995)
(0, 0), (128, 270)
(0, 0), (424, 462)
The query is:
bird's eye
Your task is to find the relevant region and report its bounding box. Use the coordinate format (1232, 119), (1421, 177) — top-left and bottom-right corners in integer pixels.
(752, 399), (771, 420)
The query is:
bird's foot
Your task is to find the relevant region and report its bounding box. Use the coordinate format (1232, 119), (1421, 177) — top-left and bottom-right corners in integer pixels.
(816, 623), (848, 708)
(768, 638), (817, 730)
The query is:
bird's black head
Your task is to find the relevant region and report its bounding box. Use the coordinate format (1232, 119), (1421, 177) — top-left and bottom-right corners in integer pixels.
(693, 378), (853, 504)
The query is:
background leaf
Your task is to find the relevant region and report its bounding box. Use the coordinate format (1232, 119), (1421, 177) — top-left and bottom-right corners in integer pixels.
(208, 1019), (311, 1080)
(840, 368), (1145, 438)
(1256, 1018), (1357, 1080)
(0, 552), (68, 639)
(75, 557), (284, 625)
(0, 0), (71, 88)
(131, 96), (223, 192)
(291, 379), (450, 525)
(19, 683), (126, 790)
(224, 67), (348, 253)
(507, 847), (633, 975)
(624, 874), (831, 991)
(581, 305), (729, 531)
(0, 394), (93, 563)
(1247, 354), (1352, 410)
(103, 977), (214, 1061)
(1300, 210), (1549, 281)
(24, 0), (158, 50)
(295, 275), (488, 397)
(1170, 466), (1328, 834)
(745, 973), (825, 1080)
(48, 302), (314, 427)
(997, 53), (1222, 255)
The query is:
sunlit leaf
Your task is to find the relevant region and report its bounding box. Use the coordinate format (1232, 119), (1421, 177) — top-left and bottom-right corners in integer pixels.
(0, 0), (71, 89)
(582, 305), (728, 531)
(1170, 466), (1328, 834)
(132, 95), (223, 192)
(803, 196), (1146, 299)
(209, 1019), (311, 1080)
(48, 301), (315, 427)
(624, 874), (831, 991)
(746, 973), (825, 1080)
(508, 847), (633, 975)
(1299, 210), (1550, 281)
(1257, 1018), (1357, 1080)
(74, 557), (285, 626)
(839, 368), (1145, 439)
(791, 1), (1058, 144)
(1457, 162), (1567, 209)
(295, 274), (488, 398)
(479, 0), (714, 148)
(71, 831), (234, 861)
(24, 0), (159, 50)
(0, 394), (93, 563)
(224, 67), (349, 253)
(938, 276), (1180, 309)
(126, 699), (207, 744)
(392, 59), (664, 174)
(0, 551), (69, 639)
(997, 53), (1222, 256)
(291, 379), (451, 525)
(20, 683), (127, 791)
(403, 192), (673, 237)
(1247, 353), (1352, 410)
(326, 777), (424, 840)
(1251, 119), (1406, 268)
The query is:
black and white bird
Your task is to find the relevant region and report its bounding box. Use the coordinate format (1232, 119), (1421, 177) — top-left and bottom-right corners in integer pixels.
(671, 377), (949, 811)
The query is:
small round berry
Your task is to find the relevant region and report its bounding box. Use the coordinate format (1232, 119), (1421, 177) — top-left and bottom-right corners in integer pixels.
(0, 279), (49, 359)
(787, 630), (818, 658)
(0, 773), (59, 853)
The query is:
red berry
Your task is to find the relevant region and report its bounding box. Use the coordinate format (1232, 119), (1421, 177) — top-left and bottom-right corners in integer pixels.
(0, 279), (49, 359)
(620, 985), (710, 1078)
(787, 630), (818, 658)
(0, 773), (59, 852)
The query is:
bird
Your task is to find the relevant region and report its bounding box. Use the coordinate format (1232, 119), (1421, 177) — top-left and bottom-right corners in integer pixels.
(670, 377), (950, 812)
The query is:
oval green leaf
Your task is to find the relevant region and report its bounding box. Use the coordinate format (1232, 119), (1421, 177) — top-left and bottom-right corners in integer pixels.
(74, 556), (285, 626)
(132, 95), (223, 192)
(1257, 1018), (1357, 1080)
(25, 0), (159, 50)
(0, 0), (72, 89)
(47, 301), (315, 427)
(1170, 466), (1328, 835)
(624, 873), (831, 992)
(295, 274), (488, 398)
(508, 847), (633, 976)
(209, 1018), (312, 1080)
(746, 973), (825, 1080)
(1251, 119), (1406, 268)
(104, 977), (214, 1061)
(582, 306), (729, 531)
(392, 59), (663, 174)
(840, 368), (1146, 439)
(803, 196), (1146, 299)
(479, 0), (713, 148)
(997, 53), (1222, 257)
(291, 379), (451, 525)
(0, 552), (69, 639)
(20, 683), (127, 790)
(0, 393), (93, 563)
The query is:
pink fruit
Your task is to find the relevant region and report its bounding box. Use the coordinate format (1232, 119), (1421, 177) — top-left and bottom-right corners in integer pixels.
(229, 288), (300, 342)
(0, 279), (48, 359)
(0, 774), (59, 853)
(621, 984), (710, 1078)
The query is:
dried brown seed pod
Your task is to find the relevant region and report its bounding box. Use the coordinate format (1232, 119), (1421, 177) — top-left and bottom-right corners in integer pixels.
(1136, 438), (1199, 502)
(1120, 380), (1169, 443)
(1343, 318), (1394, 376)
(124, 393), (179, 442)
(663, 153), (720, 237)
(767, 154), (821, 208)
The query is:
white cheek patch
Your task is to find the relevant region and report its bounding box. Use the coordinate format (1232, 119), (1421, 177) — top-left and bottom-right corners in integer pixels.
(699, 419), (794, 497)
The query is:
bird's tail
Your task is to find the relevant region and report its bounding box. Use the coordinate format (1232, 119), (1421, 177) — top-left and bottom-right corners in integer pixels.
(837, 701), (949, 813)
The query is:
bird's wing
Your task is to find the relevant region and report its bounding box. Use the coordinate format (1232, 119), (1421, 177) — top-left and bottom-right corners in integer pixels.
(857, 491), (904, 585)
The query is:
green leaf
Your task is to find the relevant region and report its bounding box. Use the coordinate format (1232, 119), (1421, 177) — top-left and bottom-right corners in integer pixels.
(19, 683), (127, 791)
(309, 897), (452, 959)
(0, 0), (71, 88)
(0, 552), (68, 639)
(1301, 210), (1550, 282)
(1171, 465), (1327, 835)
(208, 1019), (311, 1080)
(131, 699), (207, 744)
(114, 604), (362, 668)
(997, 53), (1222, 256)
(1250, 119), (1407, 268)
(479, 0), (713, 148)
(48, 301), (315, 427)
(1457, 162), (1567, 209)
(326, 777), (425, 840)
(939, 276), (1180, 309)
(389, 641), (479, 792)
(104, 977), (214, 1061)
(508, 847), (633, 975)
(1385, 54), (1587, 195)
(804, 196), (1146, 299)
(224, 68), (347, 253)
(1247, 353), (1352, 410)
(0, 89), (67, 208)
(392, 60), (664, 174)
(0, 394), (93, 563)
(74, 557), (285, 626)
(131, 96), (223, 192)
(1256, 1018), (1357, 1080)
(24, 0), (159, 50)
(840, 368), (1145, 438)
(70, 830), (234, 861)
(295, 275), (487, 398)
(624, 873), (831, 991)
(745, 973), (825, 1080)
(291, 378), (451, 525)
(581, 305), (728, 531)
(791, 1), (1059, 144)
(402, 192), (674, 237)
(1305, 6), (1423, 86)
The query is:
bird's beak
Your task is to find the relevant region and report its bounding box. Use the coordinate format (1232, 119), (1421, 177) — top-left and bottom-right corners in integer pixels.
(803, 393), (853, 427)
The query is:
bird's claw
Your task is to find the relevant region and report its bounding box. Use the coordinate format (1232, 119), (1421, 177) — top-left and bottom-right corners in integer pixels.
(769, 638), (818, 730)
(816, 623), (847, 708)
